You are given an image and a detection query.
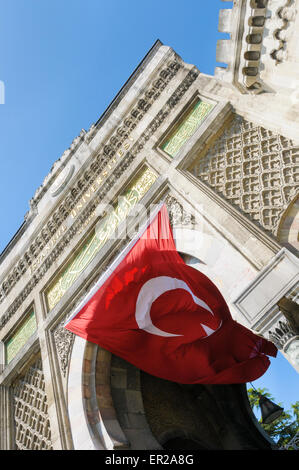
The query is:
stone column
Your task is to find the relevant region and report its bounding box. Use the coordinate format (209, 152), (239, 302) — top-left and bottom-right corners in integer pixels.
(283, 336), (299, 373)
(269, 297), (299, 373)
(0, 385), (14, 450)
(0, 340), (4, 374)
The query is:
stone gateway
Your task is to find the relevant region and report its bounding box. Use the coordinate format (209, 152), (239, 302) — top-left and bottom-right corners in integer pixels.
(0, 0), (298, 451)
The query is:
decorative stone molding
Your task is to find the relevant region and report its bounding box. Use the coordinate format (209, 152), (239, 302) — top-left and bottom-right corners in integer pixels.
(284, 280), (299, 303)
(273, 293), (299, 371)
(164, 194), (195, 227)
(216, 0), (299, 93)
(53, 321), (75, 378)
(267, 0), (297, 64)
(277, 195), (299, 252)
(232, 247), (299, 333)
(45, 168), (157, 311)
(0, 65), (200, 329)
(268, 318), (298, 348)
(67, 337), (103, 449)
(110, 355), (160, 449)
(283, 430), (299, 450)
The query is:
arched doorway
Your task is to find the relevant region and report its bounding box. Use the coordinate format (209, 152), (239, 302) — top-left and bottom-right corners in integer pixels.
(66, 227), (276, 449)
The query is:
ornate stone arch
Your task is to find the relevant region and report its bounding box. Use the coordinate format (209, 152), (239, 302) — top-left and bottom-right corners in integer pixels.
(67, 335), (160, 450)
(66, 225), (276, 450)
(67, 337), (131, 450)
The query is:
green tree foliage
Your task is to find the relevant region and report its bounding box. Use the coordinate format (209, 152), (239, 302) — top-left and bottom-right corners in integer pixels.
(291, 401), (299, 423)
(247, 387), (299, 448)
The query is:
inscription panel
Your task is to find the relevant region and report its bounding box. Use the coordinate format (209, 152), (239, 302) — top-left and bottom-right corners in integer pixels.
(45, 167), (157, 311)
(5, 310), (37, 364)
(162, 99), (213, 157)
(0, 58), (181, 303)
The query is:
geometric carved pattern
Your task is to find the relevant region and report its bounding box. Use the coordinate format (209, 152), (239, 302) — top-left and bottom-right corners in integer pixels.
(188, 114), (299, 234)
(5, 311), (37, 365)
(0, 65), (199, 331)
(12, 357), (53, 450)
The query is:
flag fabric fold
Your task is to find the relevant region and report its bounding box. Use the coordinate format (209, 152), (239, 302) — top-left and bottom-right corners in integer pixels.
(64, 204), (277, 384)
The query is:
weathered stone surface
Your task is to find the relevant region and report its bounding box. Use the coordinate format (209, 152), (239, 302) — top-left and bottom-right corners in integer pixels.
(1, 10), (298, 448)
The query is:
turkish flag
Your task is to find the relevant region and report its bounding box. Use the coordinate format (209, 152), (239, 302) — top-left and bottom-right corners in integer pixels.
(64, 204), (277, 384)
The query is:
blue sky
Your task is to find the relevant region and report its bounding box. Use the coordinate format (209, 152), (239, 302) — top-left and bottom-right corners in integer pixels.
(0, 0), (229, 253)
(0, 0), (298, 420)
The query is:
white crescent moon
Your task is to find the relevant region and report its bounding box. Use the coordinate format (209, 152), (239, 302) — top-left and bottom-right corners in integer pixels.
(135, 276), (220, 338)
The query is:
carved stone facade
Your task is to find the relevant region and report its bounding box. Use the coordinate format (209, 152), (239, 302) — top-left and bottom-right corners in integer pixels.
(0, 62), (198, 331)
(188, 113), (298, 236)
(267, 0), (298, 64)
(0, 2), (298, 450)
(217, 0), (270, 92)
(12, 356), (53, 450)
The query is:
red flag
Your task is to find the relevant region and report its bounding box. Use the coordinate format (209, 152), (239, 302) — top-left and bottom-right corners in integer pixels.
(64, 204), (277, 384)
